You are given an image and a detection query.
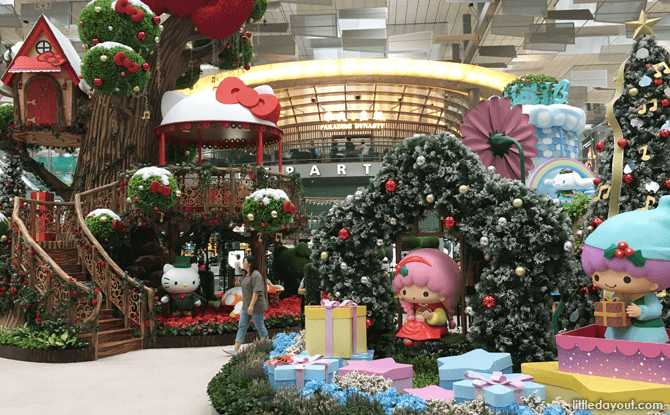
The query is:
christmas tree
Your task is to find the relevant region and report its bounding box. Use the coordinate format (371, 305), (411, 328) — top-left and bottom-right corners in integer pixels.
(0, 155), (27, 216)
(564, 12), (670, 328)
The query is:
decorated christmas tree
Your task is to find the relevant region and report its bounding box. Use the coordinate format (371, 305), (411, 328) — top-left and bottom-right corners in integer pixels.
(564, 12), (670, 328)
(0, 155), (27, 216)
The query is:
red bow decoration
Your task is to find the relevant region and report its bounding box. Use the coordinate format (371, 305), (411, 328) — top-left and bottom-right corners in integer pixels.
(112, 219), (127, 233)
(282, 200), (296, 215)
(113, 52), (140, 74)
(216, 77), (281, 124)
(115, 0), (145, 22)
(36, 51), (65, 67)
(149, 180), (173, 196)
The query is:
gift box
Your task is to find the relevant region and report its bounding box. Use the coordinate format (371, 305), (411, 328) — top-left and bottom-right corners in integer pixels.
(405, 385), (454, 403)
(266, 354), (340, 390)
(301, 349), (374, 368)
(338, 358), (414, 393)
(594, 297), (631, 327)
(305, 299), (367, 359)
(453, 371), (545, 412)
(438, 349), (512, 390)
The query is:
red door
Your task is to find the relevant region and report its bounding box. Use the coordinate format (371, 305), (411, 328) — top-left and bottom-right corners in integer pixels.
(26, 78), (58, 125)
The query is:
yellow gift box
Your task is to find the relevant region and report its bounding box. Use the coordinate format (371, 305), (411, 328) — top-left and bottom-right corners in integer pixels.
(305, 301), (367, 359)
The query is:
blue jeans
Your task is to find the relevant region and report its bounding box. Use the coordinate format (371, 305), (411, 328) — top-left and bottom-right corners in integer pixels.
(235, 309), (268, 343)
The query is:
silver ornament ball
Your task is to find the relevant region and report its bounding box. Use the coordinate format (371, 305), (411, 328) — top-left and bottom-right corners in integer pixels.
(271, 210), (278, 218)
(426, 194), (435, 203)
(376, 239), (384, 246)
(416, 156), (426, 166)
(564, 241), (573, 252)
(498, 217), (507, 226)
(335, 292), (341, 298)
(487, 166), (496, 173)
(479, 236), (489, 247)
(389, 218), (397, 225)
(360, 276), (369, 284)
(459, 185), (469, 195)
(340, 262), (348, 270)
(247, 213), (254, 221)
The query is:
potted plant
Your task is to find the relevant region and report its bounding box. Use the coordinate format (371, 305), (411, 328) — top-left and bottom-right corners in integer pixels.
(503, 74), (570, 106)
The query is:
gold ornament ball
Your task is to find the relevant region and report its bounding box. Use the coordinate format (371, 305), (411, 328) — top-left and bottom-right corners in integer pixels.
(176, 190), (182, 197)
(513, 198), (523, 208)
(484, 254), (491, 261)
(99, 216), (109, 224)
(133, 86), (140, 92)
(95, 6), (101, 12)
(426, 194), (435, 203)
(0, 235), (7, 243)
(159, 25), (164, 32)
(185, 151), (190, 156)
(629, 88), (639, 97)
(515, 267), (526, 277)
(320, 251), (329, 260)
(100, 55), (107, 62)
(271, 210), (278, 218)
(459, 185), (469, 194)
(126, 197), (132, 203)
(383, 271), (389, 278)
(247, 213), (254, 221)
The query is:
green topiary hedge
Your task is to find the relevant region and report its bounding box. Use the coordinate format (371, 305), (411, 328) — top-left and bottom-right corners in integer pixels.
(248, 0), (268, 23)
(242, 189), (295, 233)
(127, 167), (178, 212)
(84, 209), (119, 239)
(81, 43), (150, 97)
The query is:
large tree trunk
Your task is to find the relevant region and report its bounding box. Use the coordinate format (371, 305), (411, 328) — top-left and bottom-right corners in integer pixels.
(73, 16), (215, 192)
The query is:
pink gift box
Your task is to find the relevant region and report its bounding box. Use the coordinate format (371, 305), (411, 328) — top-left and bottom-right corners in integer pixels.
(338, 358), (413, 393)
(405, 385), (454, 403)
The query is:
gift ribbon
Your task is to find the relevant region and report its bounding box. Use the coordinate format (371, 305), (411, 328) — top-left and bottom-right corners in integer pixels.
(293, 354), (330, 389)
(321, 299), (358, 357)
(606, 60), (627, 218)
(463, 371), (534, 405)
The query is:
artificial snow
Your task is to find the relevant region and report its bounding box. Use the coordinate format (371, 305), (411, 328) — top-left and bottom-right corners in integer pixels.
(135, 167), (173, 186)
(87, 209), (121, 221)
(90, 41), (134, 52)
(43, 17), (81, 77)
(248, 189), (290, 203)
(111, 0), (152, 11)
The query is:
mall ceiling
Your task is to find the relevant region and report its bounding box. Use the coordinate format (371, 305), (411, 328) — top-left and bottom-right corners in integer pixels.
(3, 0), (670, 121)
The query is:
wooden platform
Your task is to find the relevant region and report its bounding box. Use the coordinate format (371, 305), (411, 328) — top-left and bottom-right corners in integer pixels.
(0, 344), (94, 363)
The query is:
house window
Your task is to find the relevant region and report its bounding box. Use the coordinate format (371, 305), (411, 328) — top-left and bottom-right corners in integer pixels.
(36, 40), (51, 54)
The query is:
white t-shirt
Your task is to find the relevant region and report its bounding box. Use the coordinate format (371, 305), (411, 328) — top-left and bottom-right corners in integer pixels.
(233, 259), (243, 276)
(361, 144), (369, 156)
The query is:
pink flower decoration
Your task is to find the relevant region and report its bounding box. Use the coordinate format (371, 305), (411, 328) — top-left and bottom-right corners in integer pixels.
(461, 97), (539, 180)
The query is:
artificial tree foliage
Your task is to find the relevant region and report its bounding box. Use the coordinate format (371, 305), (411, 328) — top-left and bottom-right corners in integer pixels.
(0, 105), (13, 131)
(273, 242), (311, 298)
(0, 155), (27, 216)
(311, 133), (578, 367)
(127, 167), (178, 212)
(563, 34), (670, 329)
(82, 43), (152, 97)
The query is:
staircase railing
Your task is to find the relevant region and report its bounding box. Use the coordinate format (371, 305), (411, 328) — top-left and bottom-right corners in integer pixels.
(11, 197), (102, 349)
(74, 183), (153, 338)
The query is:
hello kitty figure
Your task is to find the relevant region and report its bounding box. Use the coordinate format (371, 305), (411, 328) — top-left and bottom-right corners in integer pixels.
(160, 256), (205, 316)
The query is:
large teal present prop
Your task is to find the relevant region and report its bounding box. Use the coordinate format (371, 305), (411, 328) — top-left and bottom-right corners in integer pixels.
(437, 349), (512, 390)
(504, 80), (570, 106)
(300, 349), (374, 368)
(453, 371), (545, 412)
(266, 354), (340, 390)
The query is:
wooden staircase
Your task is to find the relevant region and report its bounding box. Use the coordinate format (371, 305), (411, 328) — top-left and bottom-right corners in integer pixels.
(79, 309), (143, 359)
(44, 248), (87, 282)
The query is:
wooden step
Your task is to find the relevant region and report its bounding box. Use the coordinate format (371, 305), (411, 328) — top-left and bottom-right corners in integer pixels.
(59, 264), (83, 274)
(98, 317), (125, 331)
(44, 249), (79, 265)
(98, 338), (143, 359)
(97, 328), (134, 344)
(100, 309), (116, 319)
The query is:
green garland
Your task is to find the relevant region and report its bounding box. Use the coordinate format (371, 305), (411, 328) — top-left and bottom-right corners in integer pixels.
(175, 67), (201, 90)
(78, 0), (161, 58)
(127, 169), (178, 212)
(81, 44), (150, 97)
(84, 213), (116, 239)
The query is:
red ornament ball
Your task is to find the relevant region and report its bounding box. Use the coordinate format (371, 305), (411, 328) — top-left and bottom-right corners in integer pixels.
(142, 63), (150, 71)
(94, 78), (103, 87)
(92, 39), (100, 46)
(655, 79), (664, 86)
(591, 217), (604, 228)
(593, 177), (601, 186)
(153, 16), (161, 24)
(243, 37), (248, 43)
(339, 228), (351, 240)
(623, 174), (634, 184)
(665, 179), (670, 189)
(80, 21), (84, 26)
(443, 216), (456, 229)
(138, 32), (147, 40)
(646, 63), (653, 68)
(589, 283), (599, 293)
(121, 72), (126, 77)
(660, 129), (670, 139)
(663, 99), (670, 107)
(617, 138), (628, 148)
(244, 65), (251, 71)
(482, 295), (497, 309)
(385, 180), (397, 192)
(596, 141), (605, 152)
(366, 318), (373, 329)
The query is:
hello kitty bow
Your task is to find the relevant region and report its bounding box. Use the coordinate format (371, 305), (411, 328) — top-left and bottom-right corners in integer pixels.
(215, 77), (281, 124)
(149, 180), (172, 196)
(115, 0), (145, 22)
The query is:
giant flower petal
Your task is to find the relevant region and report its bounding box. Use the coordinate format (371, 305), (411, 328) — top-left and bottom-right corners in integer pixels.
(461, 97), (538, 180)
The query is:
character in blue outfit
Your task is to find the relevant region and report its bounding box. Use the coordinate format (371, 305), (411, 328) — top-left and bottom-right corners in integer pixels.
(582, 196), (670, 343)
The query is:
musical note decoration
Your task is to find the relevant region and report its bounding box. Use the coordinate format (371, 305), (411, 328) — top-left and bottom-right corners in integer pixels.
(275, 233), (283, 243)
(638, 98), (658, 114)
(593, 184), (611, 202)
(142, 111), (151, 120)
(653, 61), (670, 78)
(639, 145), (651, 161)
(641, 195), (656, 210)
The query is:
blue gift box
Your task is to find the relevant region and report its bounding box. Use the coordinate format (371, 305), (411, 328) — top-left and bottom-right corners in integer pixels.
(437, 349), (512, 390)
(453, 371), (545, 412)
(299, 349), (374, 368)
(266, 356), (340, 390)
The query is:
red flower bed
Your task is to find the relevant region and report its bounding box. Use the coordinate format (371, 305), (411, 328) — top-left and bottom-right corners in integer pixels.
(149, 296), (303, 337)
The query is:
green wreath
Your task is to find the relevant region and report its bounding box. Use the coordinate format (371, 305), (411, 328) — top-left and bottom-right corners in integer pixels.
(311, 133), (578, 368)
(127, 167), (178, 212)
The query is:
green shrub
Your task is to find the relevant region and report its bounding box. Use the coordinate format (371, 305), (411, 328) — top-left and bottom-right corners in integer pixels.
(562, 192), (591, 224)
(84, 212), (116, 239)
(274, 242), (311, 298)
(175, 66), (201, 90)
(0, 324), (88, 350)
(419, 236), (439, 249)
(393, 354), (440, 388)
(0, 105), (13, 130)
(503, 74), (560, 96)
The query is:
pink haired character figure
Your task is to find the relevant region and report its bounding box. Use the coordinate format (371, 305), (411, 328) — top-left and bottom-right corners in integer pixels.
(393, 249), (463, 348)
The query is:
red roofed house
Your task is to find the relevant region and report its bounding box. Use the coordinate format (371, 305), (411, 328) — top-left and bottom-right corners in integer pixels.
(1, 15), (87, 147)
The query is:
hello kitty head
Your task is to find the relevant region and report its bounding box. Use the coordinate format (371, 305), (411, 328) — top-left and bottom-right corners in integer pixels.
(161, 256), (200, 294)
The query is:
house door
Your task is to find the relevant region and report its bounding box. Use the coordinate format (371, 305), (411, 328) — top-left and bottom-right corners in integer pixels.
(26, 78), (58, 125)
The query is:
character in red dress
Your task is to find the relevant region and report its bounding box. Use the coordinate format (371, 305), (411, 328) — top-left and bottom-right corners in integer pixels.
(393, 249), (463, 347)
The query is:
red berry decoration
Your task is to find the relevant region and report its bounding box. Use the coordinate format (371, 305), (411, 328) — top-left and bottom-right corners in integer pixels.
(660, 129), (670, 139)
(142, 63), (150, 71)
(663, 99), (670, 107)
(617, 241), (628, 250)
(483, 295), (497, 309)
(245, 65), (251, 71)
(624, 247), (634, 257)
(623, 174), (634, 184)
(443, 216), (456, 229)
(593, 177), (601, 186)
(91, 299), (97, 306)
(80, 21), (84, 26)
(153, 16), (161, 24)
(94, 78), (103, 87)
(385, 180), (397, 192)
(595, 141), (605, 152)
(617, 138), (628, 148)
(580, 287), (589, 296)
(138, 32), (147, 40)
(655, 79), (664, 86)
(92, 39), (100, 46)
(589, 283), (599, 293)
(646, 63), (653, 68)
(121, 72), (126, 77)
(339, 228), (351, 240)
(366, 318), (373, 329)
(591, 217), (604, 228)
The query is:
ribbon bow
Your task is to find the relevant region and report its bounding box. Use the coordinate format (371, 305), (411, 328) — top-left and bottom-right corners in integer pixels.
(112, 219), (127, 232)
(321, 299), (357, 308)
(216, 77), (281, 124)
(113, 52), (140, 74)
(282, 200), (296, 214)
(320, 299), (358, 357)
(36, 51), (65, 67)
(463, 371), (534, 405)
(149, 180), (172, 196)
(115, 0), (145, 22)
(603, 242), (646, 267)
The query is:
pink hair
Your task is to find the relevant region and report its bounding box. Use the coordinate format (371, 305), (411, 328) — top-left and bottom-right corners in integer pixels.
(392, 248), (462, 328)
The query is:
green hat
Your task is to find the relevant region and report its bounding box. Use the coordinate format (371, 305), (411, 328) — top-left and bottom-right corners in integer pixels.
(174, 256), (191, 269)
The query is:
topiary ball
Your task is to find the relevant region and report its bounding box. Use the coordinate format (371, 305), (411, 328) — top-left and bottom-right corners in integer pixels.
(242, 189), (295, 233)
(248, 0), (268, 22)
(127, 167), (178, 212)
(84, 209), (120, 239)
(78, 0), (161, 58)
(0, 212), (9, 235)
(82, 42), (150, 97)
